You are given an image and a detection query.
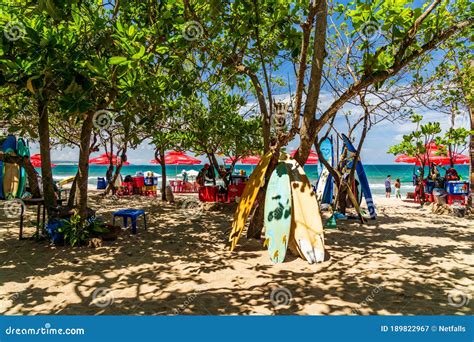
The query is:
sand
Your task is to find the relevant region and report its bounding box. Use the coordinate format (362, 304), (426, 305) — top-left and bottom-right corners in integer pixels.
(0, 194), (472, 315)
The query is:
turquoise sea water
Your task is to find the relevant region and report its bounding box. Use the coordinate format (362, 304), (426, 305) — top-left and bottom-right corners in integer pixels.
(46, 164), (469, 196)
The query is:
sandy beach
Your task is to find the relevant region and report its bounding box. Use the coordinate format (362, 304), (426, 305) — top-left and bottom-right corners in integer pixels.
(0, 194), (472, 315)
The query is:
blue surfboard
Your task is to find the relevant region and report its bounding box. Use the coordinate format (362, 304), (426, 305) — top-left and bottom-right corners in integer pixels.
(321, 137), (334, 204)
(341, 134), (376, 219)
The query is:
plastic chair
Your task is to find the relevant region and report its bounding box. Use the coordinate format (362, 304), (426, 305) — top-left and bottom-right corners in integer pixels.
(112, 209), (147, 234)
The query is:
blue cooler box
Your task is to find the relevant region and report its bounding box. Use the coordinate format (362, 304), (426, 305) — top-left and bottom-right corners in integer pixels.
(97, 177), (108, 190)
(445, 181), (469, 195)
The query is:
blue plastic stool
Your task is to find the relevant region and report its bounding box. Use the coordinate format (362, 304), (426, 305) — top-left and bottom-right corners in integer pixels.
(112, 209), (147, 234)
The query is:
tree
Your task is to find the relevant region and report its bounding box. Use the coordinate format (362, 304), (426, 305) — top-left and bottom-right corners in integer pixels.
(388, 114), (442, 203)
(437, 127), (473, 168)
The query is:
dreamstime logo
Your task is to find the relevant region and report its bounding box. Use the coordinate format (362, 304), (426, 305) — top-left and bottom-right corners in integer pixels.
(447, 288), (470, 308)
(359, 20), (381, 42)
(4, 21), (26, 41)
(3, 199), (25, 218)
(182, 21), (203, 41)
(92, 110), (114, 130)
(91, 287), (114, 308)
(181, 198), (204, 219)
(270, 287), (292, 307)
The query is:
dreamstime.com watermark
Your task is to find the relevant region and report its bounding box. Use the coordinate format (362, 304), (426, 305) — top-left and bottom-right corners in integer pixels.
(4, 323), (85, 336)
(172, 292), (199, 315)
(352, 284), (384, 314)
(358, 20), (381, 42)
(181, 198), (205, 219)
(270, 287), (292, 308)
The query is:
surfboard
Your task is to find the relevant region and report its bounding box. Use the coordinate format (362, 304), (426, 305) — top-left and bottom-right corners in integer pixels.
(16, 138), (29, 198)
(282, 155), (326, 264)
(58, 175), (76, 187)
(264, 162), (292, 263)
(2, 135), (17, 153)
(315, 168), (329, 202)
(341, 134), (376, 219)
(3, 152), (20, 199)
(229, 152), (273, 251)
(316, 138), (333, 204)
(321, 137), (334, 204)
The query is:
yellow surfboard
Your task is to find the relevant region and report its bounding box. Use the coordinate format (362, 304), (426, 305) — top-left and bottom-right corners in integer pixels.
(229, 152), (273, 251)
(3, 160), (20, 200)
(281, 155), (326, 264)
(58, 175), (76, 187)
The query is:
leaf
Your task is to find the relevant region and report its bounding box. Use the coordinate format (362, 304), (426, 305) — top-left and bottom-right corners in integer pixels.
(132, 46), (146, 60)
(109, 56), (128, 65)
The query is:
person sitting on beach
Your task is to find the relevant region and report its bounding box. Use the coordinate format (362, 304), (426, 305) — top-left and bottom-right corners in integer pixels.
(385, 175), (392, 198)
(196, 165), (208, 186)
(394, 178), (401, 199)
(196, 164), (215, 186)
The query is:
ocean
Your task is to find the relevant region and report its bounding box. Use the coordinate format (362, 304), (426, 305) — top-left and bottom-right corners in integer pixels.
(46, 164), (469, 196)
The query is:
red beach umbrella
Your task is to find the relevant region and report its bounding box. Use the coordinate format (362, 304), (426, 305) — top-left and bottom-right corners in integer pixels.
(150, 151), (201, 165)
(224, 155), (261, 165)
(30, 154), (57, 168)
(290, 149), (319, 165)
(394, 142), (469, 166)
(89, 153), (130, 166)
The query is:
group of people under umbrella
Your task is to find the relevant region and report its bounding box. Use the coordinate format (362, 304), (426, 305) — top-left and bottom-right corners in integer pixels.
(394, 142), (470, 204)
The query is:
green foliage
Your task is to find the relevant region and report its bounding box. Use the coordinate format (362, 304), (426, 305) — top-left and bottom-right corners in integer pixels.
(388, 114), (442, 166)
(57, 211), (107, 247)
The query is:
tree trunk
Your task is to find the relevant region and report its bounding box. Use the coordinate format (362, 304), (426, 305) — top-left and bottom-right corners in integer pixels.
(67, 172), (79, 208)
(208, 152), (227, 186)
(295, 0), (328, 166)
(105, 146), (128, 195)
(37, 99), (57, 212)
(24, 159), (41, 198)
(76, 112), (94, 218)
(157, 148), (167, 201)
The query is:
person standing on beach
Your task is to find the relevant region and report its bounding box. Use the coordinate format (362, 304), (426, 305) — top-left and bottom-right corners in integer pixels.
(385, 175), (392, 198)
(394, 178), (401, 199)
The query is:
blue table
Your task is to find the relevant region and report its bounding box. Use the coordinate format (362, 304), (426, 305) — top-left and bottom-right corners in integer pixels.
(112, 209), (147, 234)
